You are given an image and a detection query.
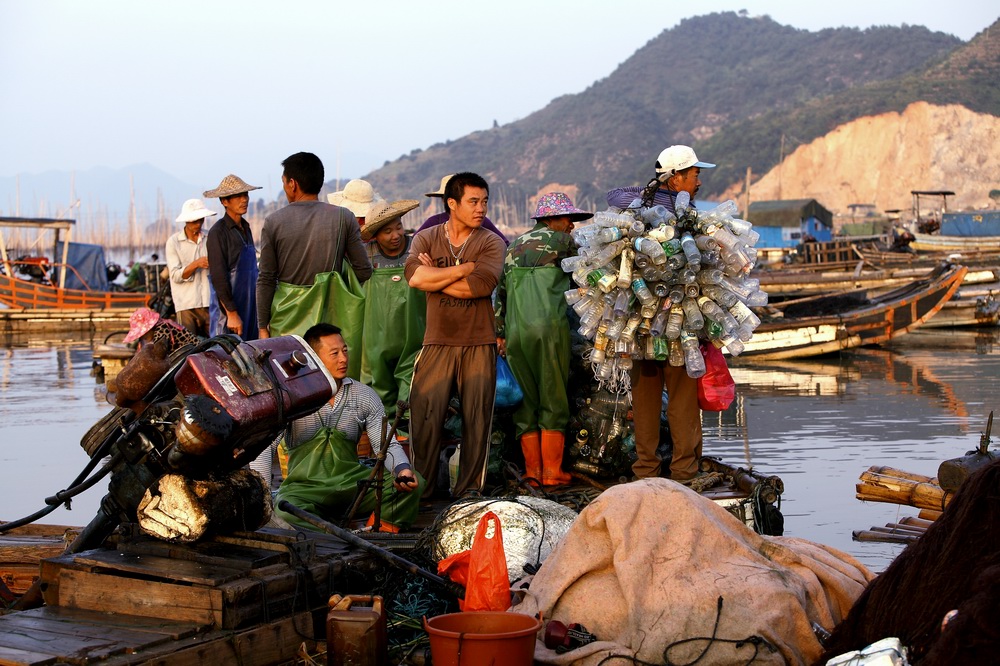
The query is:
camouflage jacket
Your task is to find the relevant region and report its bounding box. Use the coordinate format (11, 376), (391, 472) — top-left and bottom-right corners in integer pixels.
(494, 222), (576, 338)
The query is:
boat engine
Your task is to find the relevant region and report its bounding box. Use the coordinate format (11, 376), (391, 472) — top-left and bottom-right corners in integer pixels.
(72, 334), (334, 550)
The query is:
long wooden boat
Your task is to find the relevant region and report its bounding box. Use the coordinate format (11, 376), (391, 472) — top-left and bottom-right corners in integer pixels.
(755, 263), (997, 299)
(737, 263), (967, 360)
(0, 217), (150, 310)
(921, 288), (999, 328)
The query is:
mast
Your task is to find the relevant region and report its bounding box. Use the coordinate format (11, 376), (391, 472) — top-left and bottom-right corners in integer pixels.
(128, 173), (139, 262)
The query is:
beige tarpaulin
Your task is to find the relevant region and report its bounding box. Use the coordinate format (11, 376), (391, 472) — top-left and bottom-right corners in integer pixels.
(512, 479), (874, 665)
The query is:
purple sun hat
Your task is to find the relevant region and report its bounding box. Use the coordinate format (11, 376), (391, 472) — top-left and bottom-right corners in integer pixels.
(531, 192), (594, 223)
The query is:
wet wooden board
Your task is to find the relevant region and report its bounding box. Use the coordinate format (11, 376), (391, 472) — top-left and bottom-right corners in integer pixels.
(0, 607), (315, 666)
(72, 550), (248, 585)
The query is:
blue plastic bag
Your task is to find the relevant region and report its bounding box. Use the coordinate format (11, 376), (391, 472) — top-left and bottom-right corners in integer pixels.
(495, 355), (524, 409)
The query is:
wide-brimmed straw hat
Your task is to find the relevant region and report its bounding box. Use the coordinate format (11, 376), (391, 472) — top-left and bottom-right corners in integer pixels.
(175, 198), (218, 224)
(203, 174), (261, 199)
(531, 192), (594, 222)
(361, 199), (420, 242)
(424, 174), (455, 198)
(327, 179), (384, 218)
(123, 307), (161, 343)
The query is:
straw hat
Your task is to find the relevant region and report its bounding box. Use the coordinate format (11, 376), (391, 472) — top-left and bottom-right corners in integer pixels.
(175, 199), (218, 224)
(327, 179), (384, 218)
(123, 307), (161, 343)
(424, 174), (455, 198)
(362, 199), (420, 242)
(531, 192), (593, 222)
(203, 174), (261, 199)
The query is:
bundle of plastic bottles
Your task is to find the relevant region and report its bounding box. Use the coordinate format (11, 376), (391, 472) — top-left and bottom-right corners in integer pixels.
(562, 193), (767, 391)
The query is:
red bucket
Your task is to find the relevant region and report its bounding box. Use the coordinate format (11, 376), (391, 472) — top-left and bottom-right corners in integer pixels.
(424, 611), (541, 666)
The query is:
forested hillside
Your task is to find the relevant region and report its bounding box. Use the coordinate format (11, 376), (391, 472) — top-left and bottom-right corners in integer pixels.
(348, 12), (995, 228)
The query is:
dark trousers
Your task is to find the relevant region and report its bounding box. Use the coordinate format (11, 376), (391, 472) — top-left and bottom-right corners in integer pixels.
(175, 307), (209, 338)
(410, 344), (496, 497)
(631, 360), (703, 480)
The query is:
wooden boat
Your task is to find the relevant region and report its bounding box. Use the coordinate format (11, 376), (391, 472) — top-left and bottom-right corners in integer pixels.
(736, 263), (967, 360)
(0, 217), (150, 310)
(921, 287), (999, 328)
(754, 262), (997, 299)
(910, 210), (1000, 253)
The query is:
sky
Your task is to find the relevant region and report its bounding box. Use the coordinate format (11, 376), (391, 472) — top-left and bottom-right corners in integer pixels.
(1, 0), (997, 203)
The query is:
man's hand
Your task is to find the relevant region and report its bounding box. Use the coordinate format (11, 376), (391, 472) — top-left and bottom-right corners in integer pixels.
(497, 337), (507, 357)
(193, 256), (210, 270)
(417, 252), (434, 267)
(226, 311), (243, 336)
(258, 327), (270, 339)
(393, 468), (418, 493)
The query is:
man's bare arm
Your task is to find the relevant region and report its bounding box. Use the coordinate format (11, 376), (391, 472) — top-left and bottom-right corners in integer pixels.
(407, 254), (474, 292)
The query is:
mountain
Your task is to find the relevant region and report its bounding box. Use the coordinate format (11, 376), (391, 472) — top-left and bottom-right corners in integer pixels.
(720, 102), (1000, 213)
(0, 164), (201, 229)
(356, 12), (994, 229)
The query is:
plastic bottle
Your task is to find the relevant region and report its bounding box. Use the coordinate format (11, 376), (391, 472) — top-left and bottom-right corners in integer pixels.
(652, 281), (670, 298)
(666, 253), (687, 271)
(605, 315), (626, 340)
(592, 239), (630, 267)
(631, 277), (656, 307)
(641, 205), (669, 226)
(668, 338), (684, 366)
(674, 191), (691, 215)
(721, 334), (745, 356)
(650, 310), (669, 337)
(698, 296), (737, 336)
(612, 289), (630, 318)
(665, 305), (684, 340)
(634, 237), (666, 264)
(680, 331), (706, 378)
(616, 249), (634, 289)
(633, 252), (651, 269)
(705, 318), (724, 340)
(729, 300), (762, 330)
(684, 283), (700, 299)
(660, 238), (682, 256)
(681, 297), (704, 331)
(653, 336), (670, 361)
(580, 300), (604, 329)
(621, 314), (642, 343)
(572, 291), (597, 315)
(596, 227), (624, 243)
(695, 235), (720, 252)
(640, 266), (660, 282)
(680, 232), (701, 271)
(669, 285), (685, 306)
(648, 225), (676, 242)
(597, 271), (618, 293)
(701, 249), (721, 267)
(564, 287), (589, 306)
(696, 268), (724, 285)
(628, 220), (646, 238)
(592, 210), (636, 229)
(592, 325), (609, 364)
(639, 300), (658, 320)
(701, 284), (738, 308)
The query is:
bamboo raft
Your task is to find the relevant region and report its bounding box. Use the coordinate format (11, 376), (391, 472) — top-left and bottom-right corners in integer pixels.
(853, 465), (949, 544)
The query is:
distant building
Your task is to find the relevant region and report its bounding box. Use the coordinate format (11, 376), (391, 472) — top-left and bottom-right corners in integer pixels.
(747, 199), (833, 247)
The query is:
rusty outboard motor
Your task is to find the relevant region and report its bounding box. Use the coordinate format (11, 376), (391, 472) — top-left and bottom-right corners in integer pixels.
(71, 334), (334, 553)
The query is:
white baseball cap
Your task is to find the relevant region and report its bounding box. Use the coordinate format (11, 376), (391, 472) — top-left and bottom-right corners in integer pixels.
(654, 145), (716, 175)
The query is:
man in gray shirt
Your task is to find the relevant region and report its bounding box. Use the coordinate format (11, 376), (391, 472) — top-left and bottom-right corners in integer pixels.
(256, 152), (373, 339)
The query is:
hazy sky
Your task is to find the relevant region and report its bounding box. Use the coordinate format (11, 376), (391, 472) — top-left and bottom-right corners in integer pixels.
(2, 0), (997, 201)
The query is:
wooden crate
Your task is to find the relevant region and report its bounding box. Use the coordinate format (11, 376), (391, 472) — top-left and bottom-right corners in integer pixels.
(0, 525), (78, 596)
(39, 534), (338, 630)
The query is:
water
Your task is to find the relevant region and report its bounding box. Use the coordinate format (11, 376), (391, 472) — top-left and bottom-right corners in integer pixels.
(2, 329), (999, 574)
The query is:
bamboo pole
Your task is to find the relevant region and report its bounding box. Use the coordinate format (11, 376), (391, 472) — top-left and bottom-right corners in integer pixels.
(852, 529), (917, 544)
(856, 472), (953, 511)
(864, 466), (937, 485)
(918, 508), (943, 522)
(899, 516), (935, 529)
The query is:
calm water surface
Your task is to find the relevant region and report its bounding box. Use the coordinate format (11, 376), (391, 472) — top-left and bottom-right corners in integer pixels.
(2, 328), (999, 573)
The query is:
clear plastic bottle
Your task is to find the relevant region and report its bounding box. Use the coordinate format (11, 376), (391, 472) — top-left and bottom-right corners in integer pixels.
(633, 251), (651, 269)
(674, 191), (691, 215)
(679, 267), (698, 285)
(729, 300), (761, 330)
(698, 296), (737, 336)
(666, 253), (687, 271)
(641, 266), (660, 282)
(605, 315), (626, 340)
(668, 338), (684, 366)
(650, 310), (669, 337)
(596, 226), (624, 244)
(701, 249), (721, 267)
(592, 210), (637, 229)
(665, 304), (684, 339)
(697, 268), (724, 285)
(680, 331), (706, 378)
(634, 237), (666, 265)
(695, 235), (719, 252)
(684, 283), (700, 299)
(639, 300), (658, 320)
(592, 325), (608, 363)
(621, 313), (642, 343)
(628, 220), (646, 238)
(611, 289), (629, 318)
(721, 334), (745, 356)
(681, 297), (704, 331)
(560, 255), (589, 273)
(631, 277), (656, 307)
(648, 225), (676, 242)
(564, 287), (589, 306)
(669, 285), (685, 307)
(652, 281), (670, 298)
(680, 232), (701, 271)
(701, 284), (738, 308)
(580, 300), (604, 330)
(641, 205), (668, 226)
(572, 291), (597, 316)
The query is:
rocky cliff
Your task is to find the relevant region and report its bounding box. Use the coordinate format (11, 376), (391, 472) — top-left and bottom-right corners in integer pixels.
(719, 102), (1000, 215)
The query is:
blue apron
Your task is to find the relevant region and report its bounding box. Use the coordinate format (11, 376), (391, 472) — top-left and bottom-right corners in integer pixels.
(209, 231), (259, 340)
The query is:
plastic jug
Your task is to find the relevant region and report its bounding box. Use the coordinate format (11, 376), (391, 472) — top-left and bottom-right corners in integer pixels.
(326, 594), (387, 666)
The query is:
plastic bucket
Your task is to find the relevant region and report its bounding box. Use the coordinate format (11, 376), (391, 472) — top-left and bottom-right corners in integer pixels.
(424, 611), (541, 666)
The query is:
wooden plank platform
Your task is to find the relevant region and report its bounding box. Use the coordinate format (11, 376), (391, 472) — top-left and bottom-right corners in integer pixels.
(0, 307), (133, 334)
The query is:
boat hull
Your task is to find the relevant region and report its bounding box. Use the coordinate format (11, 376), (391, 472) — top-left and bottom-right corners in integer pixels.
(737, 263), (967, 360)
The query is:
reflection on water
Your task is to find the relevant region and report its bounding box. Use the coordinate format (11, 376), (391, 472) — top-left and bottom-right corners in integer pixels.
(2, 328), (999, 573)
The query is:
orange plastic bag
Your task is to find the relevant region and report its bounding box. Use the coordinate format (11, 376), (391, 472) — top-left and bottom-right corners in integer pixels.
(436, 511), (511, 611)
(698, 342), (736, 411)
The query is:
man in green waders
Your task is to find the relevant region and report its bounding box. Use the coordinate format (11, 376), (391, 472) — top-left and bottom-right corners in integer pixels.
(274, 323), (423, 532)
(495, 193), (593, 486)
(359, 199), (426, 422)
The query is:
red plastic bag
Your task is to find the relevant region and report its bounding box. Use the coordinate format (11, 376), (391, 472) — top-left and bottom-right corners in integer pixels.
(698, 342), (736, 411)
(436, 511), (510, 611)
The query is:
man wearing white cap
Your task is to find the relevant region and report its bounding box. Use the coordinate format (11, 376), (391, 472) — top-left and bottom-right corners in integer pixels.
(606, 145), (716, 485)
(165, 199), (215, 337)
